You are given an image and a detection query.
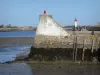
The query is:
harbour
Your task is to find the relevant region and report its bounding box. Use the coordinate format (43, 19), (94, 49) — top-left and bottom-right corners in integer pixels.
(0, 9), (100, 75)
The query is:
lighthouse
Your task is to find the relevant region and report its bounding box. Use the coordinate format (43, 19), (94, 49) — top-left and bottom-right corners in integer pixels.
(34, 10), (70, 48)
(36, 10), (70, 36)
(74, 18), (78, 28)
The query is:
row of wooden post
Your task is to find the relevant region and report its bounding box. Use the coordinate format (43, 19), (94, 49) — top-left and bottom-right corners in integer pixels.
(73, 34), (96, 62)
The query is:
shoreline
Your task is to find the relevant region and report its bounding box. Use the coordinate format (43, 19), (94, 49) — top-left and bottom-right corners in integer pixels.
(0, 28), (36, 32)
(2, 60), (100, 75)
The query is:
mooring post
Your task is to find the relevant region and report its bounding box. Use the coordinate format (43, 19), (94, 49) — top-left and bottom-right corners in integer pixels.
(82, 38), (85, 61)
(91, 35), (95, 62)
(73, 28), (75, 61)
(73, 34), (74, 61)
(90, 31), (95, 61)
(73, 30), (78, 62)
(73, 35), (75, 61)
(91, 36), (95, 53)
(75, 35), (77, 62)
(95, 37), (99, 51)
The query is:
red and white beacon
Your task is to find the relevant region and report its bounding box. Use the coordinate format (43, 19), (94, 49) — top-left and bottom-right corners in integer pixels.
(43, 10), (46, 15)
(74, 18), (78, 27)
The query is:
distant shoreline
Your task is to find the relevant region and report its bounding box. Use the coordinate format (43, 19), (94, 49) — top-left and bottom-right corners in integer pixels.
(0, 28), (36, 32)
(1, 26), (100, 32)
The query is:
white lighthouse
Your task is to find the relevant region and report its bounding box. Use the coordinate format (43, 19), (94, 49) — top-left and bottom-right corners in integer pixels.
(74, 18), (78, 28)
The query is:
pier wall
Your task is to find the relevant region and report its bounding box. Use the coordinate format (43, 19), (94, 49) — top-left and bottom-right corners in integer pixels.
(29, 47), (98, 61)
(33, 34), (100, 49)
(30, 32), (100, 62)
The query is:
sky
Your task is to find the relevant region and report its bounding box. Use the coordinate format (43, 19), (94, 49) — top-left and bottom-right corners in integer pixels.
(0, 0), (100, 26)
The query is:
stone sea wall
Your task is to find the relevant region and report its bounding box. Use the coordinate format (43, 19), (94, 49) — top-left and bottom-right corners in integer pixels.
(29, 32), (100, 61)
(33, 35), (100, 49)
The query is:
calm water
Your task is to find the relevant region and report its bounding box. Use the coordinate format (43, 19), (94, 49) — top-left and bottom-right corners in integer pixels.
(0, 31), (36, 63)
(0, 31), (35, 37)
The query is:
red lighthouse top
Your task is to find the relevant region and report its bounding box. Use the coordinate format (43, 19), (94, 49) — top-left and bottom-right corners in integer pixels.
(74, 18), (77, 21)
(43, 10), (46, 15)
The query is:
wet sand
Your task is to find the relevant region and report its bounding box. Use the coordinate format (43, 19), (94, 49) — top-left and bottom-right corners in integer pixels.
(0, 37), (34, 47)
(27, 61), (100, 75)
(0, 63), (33, 75)
(32, 64), (100, 75)
(13, 60), (100, 75)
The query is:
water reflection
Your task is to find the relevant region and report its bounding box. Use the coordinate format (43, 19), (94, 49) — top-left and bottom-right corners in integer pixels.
(0, 45), (31, 63)
(0, 63), (33, 75)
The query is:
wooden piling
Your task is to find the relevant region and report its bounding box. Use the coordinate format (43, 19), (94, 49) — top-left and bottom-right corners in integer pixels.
(73, 36), (75, 61)
(75, 35), (77, 62)
(82, 38), (85, 61)
(73, 35), (77, 62)
(95, 37), (99, 51)
(73, 35), (75, 61)
(91, 36), (95, 53)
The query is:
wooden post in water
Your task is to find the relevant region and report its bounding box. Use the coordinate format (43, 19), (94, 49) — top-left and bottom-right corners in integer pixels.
(82, 38), (85, 61)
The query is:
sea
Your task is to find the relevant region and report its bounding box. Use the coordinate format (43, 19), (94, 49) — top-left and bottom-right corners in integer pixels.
(0, 31), (36, 63)
(0, 31), (35, 37)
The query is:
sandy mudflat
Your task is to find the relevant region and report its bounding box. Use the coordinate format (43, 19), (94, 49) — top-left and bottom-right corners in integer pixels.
(0, 37), (34, 47)
(29, 62), (100, 75)
(32, 65), (100, 75)
(13, 60), (100, 75)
